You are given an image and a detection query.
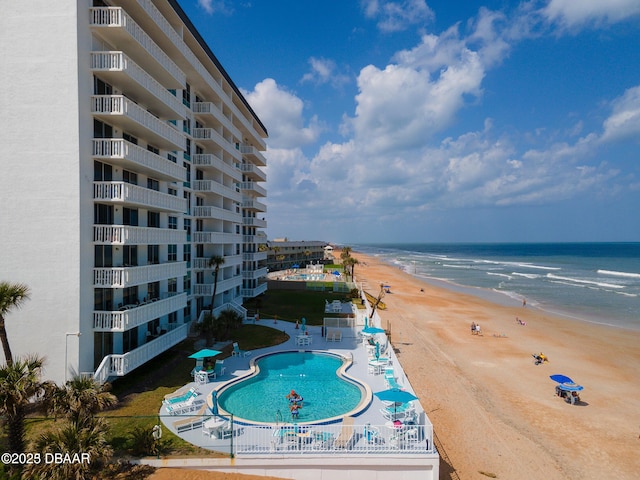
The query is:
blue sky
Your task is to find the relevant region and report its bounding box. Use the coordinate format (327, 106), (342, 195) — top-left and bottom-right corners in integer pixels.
(177, 0), (640, 243)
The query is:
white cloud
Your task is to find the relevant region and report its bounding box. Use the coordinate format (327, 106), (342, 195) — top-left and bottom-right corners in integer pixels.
(300, 57), (350, 87)
(242, 79), (324, 149)
(361, 0), (434, 32)
(542, 0), (640, 28)
(601, 86), (640, 142)
(197, 0), (234, 15)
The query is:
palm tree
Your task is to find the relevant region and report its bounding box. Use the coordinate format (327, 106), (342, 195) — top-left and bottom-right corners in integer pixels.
(197, 312), (216, 347)
(216, 309), (244, 340)
(49, 374), (117, 428)
(0, 282), (31, 366)
(0, 355), (48, 453)
(208, 255), (225, 311)
(340, 246), (352, 262)
(348, 257), (360, 280)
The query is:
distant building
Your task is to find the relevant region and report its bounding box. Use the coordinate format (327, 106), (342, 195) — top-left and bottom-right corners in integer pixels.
(0, 0), (267, 384)
(266, 240), (329, 271)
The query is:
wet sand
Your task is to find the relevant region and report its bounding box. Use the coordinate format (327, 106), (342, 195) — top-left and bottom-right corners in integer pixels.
(353, 250), (640, 479)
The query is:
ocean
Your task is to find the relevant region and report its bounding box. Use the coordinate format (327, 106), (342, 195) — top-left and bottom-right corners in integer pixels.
(353, 243), (640, 331)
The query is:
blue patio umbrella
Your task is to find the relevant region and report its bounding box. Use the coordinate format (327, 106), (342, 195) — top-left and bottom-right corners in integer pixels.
(211, 389), (219, 415)
(292, 264), (300, 269)
(189, 348), (222, 359)
(550, 374), (574, 384)
(374, 388), (418, 419)
(332, 270), (341, 276)
(362, 326), (385, 335)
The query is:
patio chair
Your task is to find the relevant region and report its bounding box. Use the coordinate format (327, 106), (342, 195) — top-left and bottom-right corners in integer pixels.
(363, 423), (381, 445)
(311, 431), (334, 450)
(333, 416), (355, 449)
(232, 342), (251, 357)
(163, 386), (198, 404)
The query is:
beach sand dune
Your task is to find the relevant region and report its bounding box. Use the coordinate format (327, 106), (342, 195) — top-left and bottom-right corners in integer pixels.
(354, 251), (640, 480)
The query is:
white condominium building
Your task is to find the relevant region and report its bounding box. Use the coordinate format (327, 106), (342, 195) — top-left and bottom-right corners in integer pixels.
(0, 0), (268, 384)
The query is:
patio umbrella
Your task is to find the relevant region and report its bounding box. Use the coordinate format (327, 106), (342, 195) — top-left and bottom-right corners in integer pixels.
(375, 341), (380, 360)
(332, 270), (341, 276)
(374, 388), (418, 419)
(189, 348), (222, 359)
(362, 326), (385, 335)
(292, 264), (300, 269)
(301, 317), (306, 333)
(211, 389), (219, 415)
(550, 374), (574, 384)
(364, 317), (369, 329)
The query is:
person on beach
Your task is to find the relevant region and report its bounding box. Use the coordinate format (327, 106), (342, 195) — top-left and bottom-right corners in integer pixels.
(471, 322), (476, 335)
(523, 298), (527, 307)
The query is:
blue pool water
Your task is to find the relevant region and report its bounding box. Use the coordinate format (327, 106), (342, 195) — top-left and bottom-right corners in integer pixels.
(217, 352), (364, 423)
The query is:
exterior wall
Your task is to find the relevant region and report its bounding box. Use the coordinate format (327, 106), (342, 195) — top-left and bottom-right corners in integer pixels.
(266, 240), (329, 271)
(0, 0), (268, 384)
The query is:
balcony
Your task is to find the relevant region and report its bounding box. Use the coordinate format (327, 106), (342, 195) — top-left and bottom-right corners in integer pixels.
(93, 322), (189, 383)
(89, 7), (185, 88)
(242, 267), (268, 280)
(94, 182), (186, 213)
(241, 283), (268, 298)
(94, 293), (187, 331)
(239, 163), (267, 182)
(192, 180), (242, 203)
(91, 51), (185, 120)
(191, 128), (241, 161)
(241, 198), (267, 212)
(192, 102), (241, 139)
(93, 225), (186, 245)
(94, 262), (187, 288)
(92, 95), (185, 151)
(240, 145), (267, 167)
(192, 205), (241, 223)
(192, 232), (242, 244)
(93, 139), (185, 182)
(243, 251), (268, 262)
(192, 254), (242, 270)
(193, 276), (243, 296)
(192, 154), (242, 182)
(242, 217), (267, 228)
(240, 181), (267, 197)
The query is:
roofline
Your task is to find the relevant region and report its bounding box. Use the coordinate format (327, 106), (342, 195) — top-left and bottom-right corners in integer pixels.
(168, 0), (268, 137)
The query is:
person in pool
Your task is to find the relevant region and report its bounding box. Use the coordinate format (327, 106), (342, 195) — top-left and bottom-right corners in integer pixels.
(286, 390), (303, 406)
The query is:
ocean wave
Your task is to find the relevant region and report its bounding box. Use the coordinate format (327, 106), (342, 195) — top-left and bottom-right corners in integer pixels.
(597, 269), (640, 279)
(512, 272), (541, 279)
(478, 259), (560, 270)
(546, 273), (624, 289)
(442, 264), (473, 269)
(487, 272), (512, 279)
(614, 291), (638, 297)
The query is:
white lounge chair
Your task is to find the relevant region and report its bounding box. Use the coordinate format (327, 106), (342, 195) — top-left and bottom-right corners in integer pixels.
(333, 416), (355, 449)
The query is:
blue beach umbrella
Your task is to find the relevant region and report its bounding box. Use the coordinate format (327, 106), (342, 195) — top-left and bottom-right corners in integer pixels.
(211, 389), (219, 415)
(362, 326), (385, 335)
(188, 348), (222, 359)
(374, 388), (418, 419)
(550, 374), (574, 384)
(292, 264), (300, 269)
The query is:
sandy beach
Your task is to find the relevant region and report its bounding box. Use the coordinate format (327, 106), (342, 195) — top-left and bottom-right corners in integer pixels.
(352, 250), (640, 479)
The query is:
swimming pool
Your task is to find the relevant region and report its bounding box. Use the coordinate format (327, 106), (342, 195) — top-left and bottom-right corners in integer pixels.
(216, 351), (367, 423)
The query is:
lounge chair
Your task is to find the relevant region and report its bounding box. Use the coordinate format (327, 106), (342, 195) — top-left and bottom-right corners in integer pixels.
(232, 342), (251, 357)
(364, 423), (381, 444)
(311, 430), (334, 450)
(173, 403), (211, 433)
(333, 416), (355, 449)
(163, 386), (199, 405)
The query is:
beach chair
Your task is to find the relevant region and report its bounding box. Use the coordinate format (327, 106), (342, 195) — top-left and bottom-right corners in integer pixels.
(311, 431), (334, 450)
(333, 330), (342, 342)
(163, 386), (198, 404)
(173, 403), (211, 433)
(232, 342), (251, 357)
(364, 423), (381, 445)
(333, 416), (355, 449)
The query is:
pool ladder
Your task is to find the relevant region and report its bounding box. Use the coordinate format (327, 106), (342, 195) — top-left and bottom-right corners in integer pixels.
(275, 409), (283, 425)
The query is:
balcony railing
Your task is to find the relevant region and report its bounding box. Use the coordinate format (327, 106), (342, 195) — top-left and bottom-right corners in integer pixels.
(192, 180), (242, 203)
(93, 225), (186, 245)
(239, 163), (267, 182)
(94, 293), (187, 331)
(192, 205), (241, 223)
(94, 262), (187, 288)
(89, 7), (185, 88)
(242, 217), (267, 228)
(93, 139), (186, 182)
(242, 251), (268, 262)
(192, 232), (242, 245)
(191, 128), (241, 161)
(193, 276), (243, 296)
(91, 95), (185, 151)
(241, 283), (268, 298)
(192, 255), (242, 270)
(241, 198), (267, 212)
(192, 154), (242, 182)
(93, 322), (189, 383)
(90, 51), (185, 119)
(192, 101), (240, 139)
(240, 145), (267, 166)
(242, 266), (268, 280)
(240, 181), (267, 197)
(94, 181), (187, 213)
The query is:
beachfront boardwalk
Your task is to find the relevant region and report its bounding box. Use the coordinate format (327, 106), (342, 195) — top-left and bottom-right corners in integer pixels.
(153, 316), (439, 479)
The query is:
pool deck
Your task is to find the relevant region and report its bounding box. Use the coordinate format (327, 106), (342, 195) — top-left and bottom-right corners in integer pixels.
(159, 317), (435, 457)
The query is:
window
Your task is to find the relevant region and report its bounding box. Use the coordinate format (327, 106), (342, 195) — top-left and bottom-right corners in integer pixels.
(147, 178), (159, 191)
(196, 271), (204, 284)
(186, 139), (191, 157)
(184, 191), (191, 213)
(123, 170), (137, 185)
(147, 144), (159, 155)
(184, 219), (191, 236)
(168, 244), (177, 262)
(94, 245), (113, 268)
(123, 208), (138, 226)
(147, 281), (160, 301)
(183, 244), (191, 263)
(196, 244), (204, 257)
(183, 275), (191, 292)
(184, 162), (191, 182)
(94, 288), (113, 311)
(123, 132), (138, 145)
(123, 245), (137, 266)
(93, 119), (113, 139)
(93, 76), (112, 95)
(147, 211), (160, 228)
(196, 169), (204, 180)
(168, 187), (177, 196)
(123, 286), (138, 305)
(168, 216), (177, 229)
(168, 278), (177, 293)
(167, 152), (177, 163)
(196, 219), (203, 232)
(147, 245), (159, 264)
(168, 312), (177, 324)
(94, 161), (113, 181)
(123, 326), (138, 353)
(94, 203), (114, 225)
(182, 83), (191, 107)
